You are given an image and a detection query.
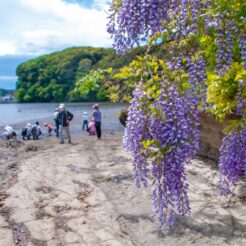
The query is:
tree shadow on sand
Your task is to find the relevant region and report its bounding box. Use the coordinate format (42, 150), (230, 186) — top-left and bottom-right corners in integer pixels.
(160, 205), (246, 244)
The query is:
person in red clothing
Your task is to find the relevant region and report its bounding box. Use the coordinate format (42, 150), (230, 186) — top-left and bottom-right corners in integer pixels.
(88, 119), (96, 136)
(44, 123), (55, 136)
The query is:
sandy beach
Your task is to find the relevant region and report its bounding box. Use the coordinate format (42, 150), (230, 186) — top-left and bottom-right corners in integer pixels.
(0, 119), (246, 245)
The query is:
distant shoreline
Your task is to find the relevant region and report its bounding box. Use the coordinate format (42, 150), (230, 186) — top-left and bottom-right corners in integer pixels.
(0, 100), (113, 104)
(0, 103), (126, 137)
(0, 101), (17, 104)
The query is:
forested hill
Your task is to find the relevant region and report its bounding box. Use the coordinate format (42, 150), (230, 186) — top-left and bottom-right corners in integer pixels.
(15, 46), (147, 102)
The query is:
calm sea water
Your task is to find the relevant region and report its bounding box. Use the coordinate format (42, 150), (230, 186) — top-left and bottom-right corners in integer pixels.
(0, 103), (127, 130)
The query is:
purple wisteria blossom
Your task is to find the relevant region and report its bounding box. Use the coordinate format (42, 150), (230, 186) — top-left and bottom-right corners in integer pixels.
(107, 0), (171, 53)
(124, 81), (201, 227)
(149, 83), (200, 227)
(124, 83), (150, 188)
(109, 0), (246, 228)
(219, 127), (246, 196)
(238, 33), (246, 69)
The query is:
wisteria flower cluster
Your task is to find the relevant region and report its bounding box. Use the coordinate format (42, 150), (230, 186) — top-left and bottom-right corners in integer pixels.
(219, 126), (246, 196)
(123, 83), (150, 188)
(216, 18), (238, 74)
(107, 0), (171, 53)
(124, 79), (202, 227)
(238, 33), (246, 69)
(108, 0), (246, 228)
(150, 83), (200, 227)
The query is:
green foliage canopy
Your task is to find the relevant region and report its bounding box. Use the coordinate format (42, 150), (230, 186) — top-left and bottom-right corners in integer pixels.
(15, 46), (147, 102)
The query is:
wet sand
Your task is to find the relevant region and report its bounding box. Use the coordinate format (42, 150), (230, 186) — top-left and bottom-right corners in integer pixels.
(0, 124), (246, 245)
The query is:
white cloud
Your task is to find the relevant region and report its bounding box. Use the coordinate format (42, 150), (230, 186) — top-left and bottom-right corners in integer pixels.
(0, 0), (112, 56)
(0, 76), (17, 80)
(0, 42), (16, 56)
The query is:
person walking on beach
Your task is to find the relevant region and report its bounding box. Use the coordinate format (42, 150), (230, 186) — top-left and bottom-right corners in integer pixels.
(92, 104), (101, 139)
(57, 104), (73, 144)
(82, 112), (89, 131)
(53, 108), (60, 137)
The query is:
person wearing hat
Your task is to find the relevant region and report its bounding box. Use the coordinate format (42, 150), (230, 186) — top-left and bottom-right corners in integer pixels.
(1, 125), (16, 140)
(92, 104), (102, 139)
(26, 123), (32, 140)
(82, 112), (89, 131)
(33, 121), (42, 139)
(57, 104), (74, 144)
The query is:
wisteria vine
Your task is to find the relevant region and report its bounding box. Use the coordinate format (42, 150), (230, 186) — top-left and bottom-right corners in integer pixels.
(108, 0), (246, 228)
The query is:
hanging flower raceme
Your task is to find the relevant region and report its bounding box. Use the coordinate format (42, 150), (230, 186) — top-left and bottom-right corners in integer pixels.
(238, 33), (246, 69)
(107, 0), (172, 53)
(186, 54), (207, 110)
(123, 83), (150, 188)
(148, 83), (200, 227)
(236, 79), (246, 116)
(174, 0), (202, 37)
(219, 126), (246, 196)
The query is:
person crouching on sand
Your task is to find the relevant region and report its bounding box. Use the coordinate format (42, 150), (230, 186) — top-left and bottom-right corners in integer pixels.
(23, 123), (32, 140)
(44, 123), (55, 136)
(1, 125), (17, 140)
(35, 121), (42, 138)
(57, 104), (73, 144)
(30, 122), (41, 140)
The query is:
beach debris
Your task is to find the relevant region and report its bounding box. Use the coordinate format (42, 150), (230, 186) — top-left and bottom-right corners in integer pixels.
(233, 184), (246, 198)
(54, 216), (73, 233)
(119, 108), (128, 127)
(91, 175), (108, 183)
(77, 189), (92, 204)
(0, 191), (9, 200)
(67, 164), (101, 174)
(8, 162), (17, 170)
(72, 180), (90, 189)
(0, 191), (9, 207)
(25, 145), (38, 152)
(12, 223), (30, 246)
(36, 185), (53, 194)
(54, 204), (71, 213)
(0, 206), (30, 245)
(76, 186), (93, 214)
(4, 139), (23, 149)
(107, 174), (132, 184)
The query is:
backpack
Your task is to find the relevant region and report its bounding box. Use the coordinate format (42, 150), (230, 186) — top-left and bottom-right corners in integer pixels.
(31, 125), (37, 136)
(53, 111), (59, 120)
(22, 128), (27, 136)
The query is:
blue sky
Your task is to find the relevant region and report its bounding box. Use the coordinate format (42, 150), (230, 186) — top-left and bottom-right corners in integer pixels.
(0, 0), (112, 89)
(64, 0), (110, 9)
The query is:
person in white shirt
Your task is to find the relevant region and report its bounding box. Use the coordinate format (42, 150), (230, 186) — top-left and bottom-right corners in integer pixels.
(2, 125), (16, 140)
(82, 112), (89, 131)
